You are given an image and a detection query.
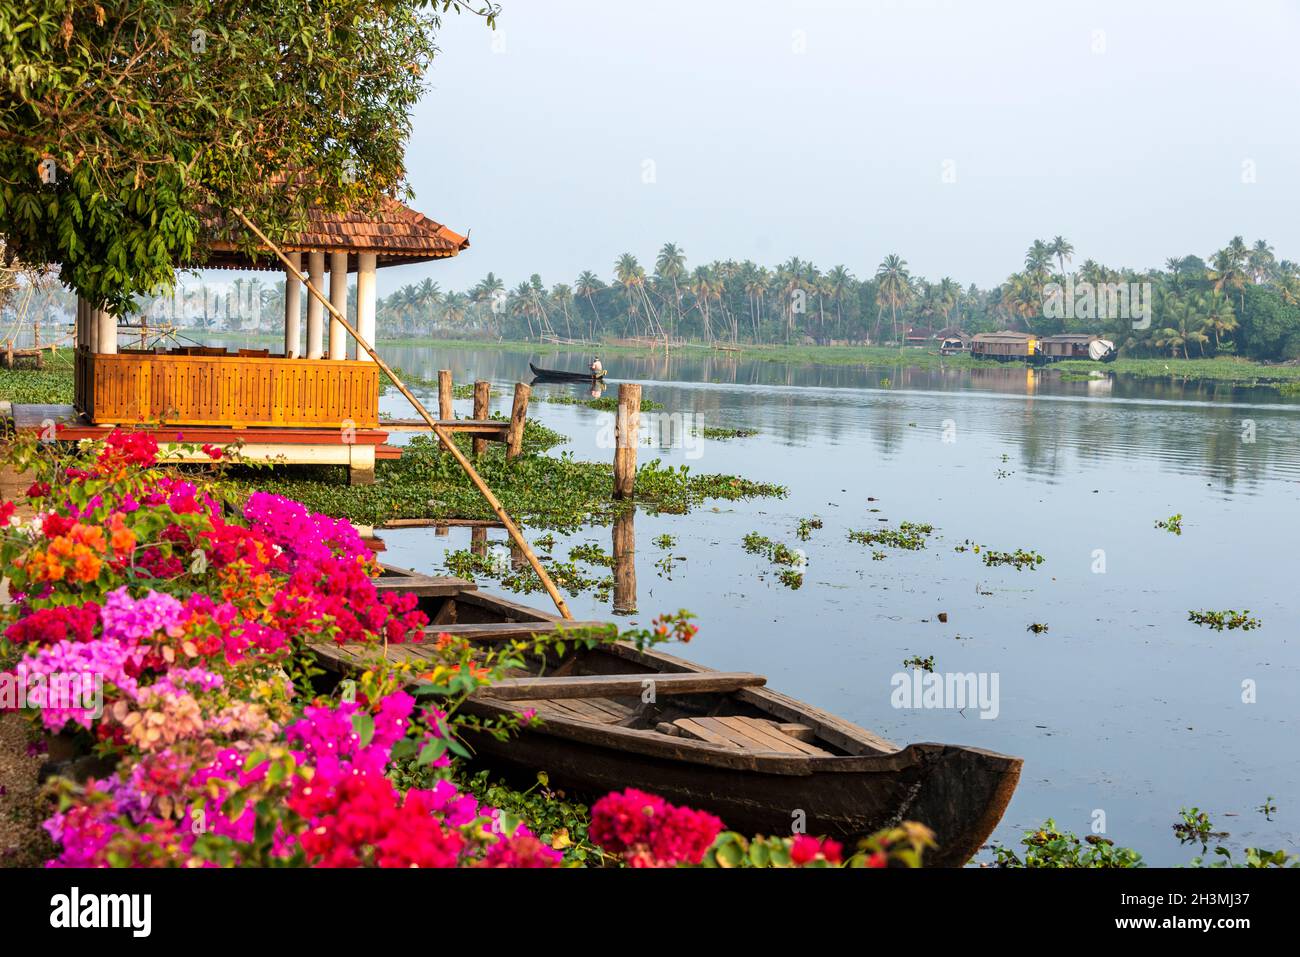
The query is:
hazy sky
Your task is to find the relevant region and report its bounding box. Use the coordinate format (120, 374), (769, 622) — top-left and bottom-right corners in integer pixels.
(382, 0), (1300, 295)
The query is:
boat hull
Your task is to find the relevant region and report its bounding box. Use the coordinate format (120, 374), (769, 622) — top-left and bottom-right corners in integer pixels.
(461, 718), (1020, 867)
(529, 361), (606, 382)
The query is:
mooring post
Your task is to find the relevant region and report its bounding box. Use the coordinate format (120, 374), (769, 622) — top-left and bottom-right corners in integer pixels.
(613, 382), (641, 499)
(438, 370), (453, 421)
(472, 380), (491, 457)
(506, 382), (531, 461)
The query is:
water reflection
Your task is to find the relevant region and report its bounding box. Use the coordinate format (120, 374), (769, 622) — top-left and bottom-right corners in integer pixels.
(612, 509), (636, 615)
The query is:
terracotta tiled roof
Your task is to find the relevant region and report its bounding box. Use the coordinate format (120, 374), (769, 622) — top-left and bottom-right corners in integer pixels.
(204, 197), (469, 271)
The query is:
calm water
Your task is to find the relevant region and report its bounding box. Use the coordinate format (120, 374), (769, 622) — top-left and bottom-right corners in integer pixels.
(375, 347), (1300, 865)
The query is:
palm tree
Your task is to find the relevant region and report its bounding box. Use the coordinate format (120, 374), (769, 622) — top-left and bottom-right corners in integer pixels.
(1049, 236), (1075, 277)
(1156, 295), (1208, 359)
(442, 292), (469, 329)
(654, 243), (687, 338)
(1248, 239), (1275, 283)
(936, 276), (960, 327)
(874, 254), (913, 343)
(1025, 240), (1053, 283)
(825, 265), (854, 337)
(575, 270), (605, 340)
(1208, 249), (1248, 313)
(551, 283), (575, 339)
(471, 273), (505, 332)
(614, 253), (662, 338)
(1199, 289), (1237, 352)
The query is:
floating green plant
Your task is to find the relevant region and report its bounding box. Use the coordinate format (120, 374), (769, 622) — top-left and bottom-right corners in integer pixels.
(980, 548), (1044, 571)
(1188, 609), (1261, 632)
(695, 426), (759, 440)
(1155, 513), (1184, 535)
(848, 521), (933, 551)
(902, 655), (934, 673)
(796, 517), (823, 541)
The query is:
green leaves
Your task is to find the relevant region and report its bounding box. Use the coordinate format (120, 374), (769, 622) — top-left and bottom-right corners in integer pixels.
(0, 0), (451, 309)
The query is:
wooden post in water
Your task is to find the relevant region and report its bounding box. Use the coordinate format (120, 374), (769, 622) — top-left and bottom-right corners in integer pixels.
(470, 525), (488, 557)
(506, 382), (530, 461)
(472, 380), (491, 457)
(612, 508), (637, 615)
(613, 383), (641, 499)
(438, 370), (453, 421)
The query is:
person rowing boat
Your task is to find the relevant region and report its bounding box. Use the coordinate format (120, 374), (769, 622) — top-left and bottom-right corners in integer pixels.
(590, 356), (603, 376)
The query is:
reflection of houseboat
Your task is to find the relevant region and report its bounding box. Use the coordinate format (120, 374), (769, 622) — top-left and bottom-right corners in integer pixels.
(1037, 333), (1117, 362)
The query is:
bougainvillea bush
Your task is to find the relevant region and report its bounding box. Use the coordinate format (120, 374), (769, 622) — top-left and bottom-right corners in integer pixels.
(0, 430), (930, 868)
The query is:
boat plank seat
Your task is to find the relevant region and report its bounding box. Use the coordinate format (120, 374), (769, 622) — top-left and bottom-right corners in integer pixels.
(476, 671), (766, 702)
(517, 696), (634, 725)
(374, 575), (477, 596)
(420, 621), (611, 641)
(674, 716), (831, 756)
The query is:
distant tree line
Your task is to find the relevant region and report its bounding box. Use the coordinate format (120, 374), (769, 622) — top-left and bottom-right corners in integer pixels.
(374, 236), (1300, 361)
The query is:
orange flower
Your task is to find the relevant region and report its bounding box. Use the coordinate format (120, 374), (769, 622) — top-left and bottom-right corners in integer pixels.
(108, 513), (136, 556)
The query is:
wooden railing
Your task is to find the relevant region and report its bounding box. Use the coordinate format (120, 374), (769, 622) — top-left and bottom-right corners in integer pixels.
(76, 349), (379, 428)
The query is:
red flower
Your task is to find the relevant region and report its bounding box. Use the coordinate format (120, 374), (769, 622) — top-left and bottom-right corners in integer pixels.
(26, 481), (50, 500)
(0, 500), (14, 527)
(590, 789), (722, 867)
(790, 834), (843, 866)
(200, 444), (224, 461)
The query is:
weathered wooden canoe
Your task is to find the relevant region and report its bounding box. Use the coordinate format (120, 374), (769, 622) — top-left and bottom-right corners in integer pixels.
(310, 565), (1022, 867)
(529, 361), (606, 382)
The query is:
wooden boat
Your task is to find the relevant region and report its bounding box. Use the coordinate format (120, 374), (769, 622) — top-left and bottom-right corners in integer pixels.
(529, 361), (606, 382)
(309, 565), (1022, 867)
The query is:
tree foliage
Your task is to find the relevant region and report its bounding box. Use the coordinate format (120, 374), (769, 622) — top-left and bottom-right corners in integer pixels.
(0, 0), (497, 312)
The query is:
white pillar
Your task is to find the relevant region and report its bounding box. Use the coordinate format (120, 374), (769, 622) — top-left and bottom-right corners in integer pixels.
(328, 251), (348, 360)
(88, 304), (100, 352)
(284, 252), (302, 358)
(96, 309), (117, 355)
(306, 251), (325, 359)
(355, 252), (377, 363)
(75, 297), (86, 349)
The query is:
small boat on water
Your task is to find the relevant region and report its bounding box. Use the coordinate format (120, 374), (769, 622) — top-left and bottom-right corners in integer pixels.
(310, 565), (1022, 867)
(529, 361), (606, 382)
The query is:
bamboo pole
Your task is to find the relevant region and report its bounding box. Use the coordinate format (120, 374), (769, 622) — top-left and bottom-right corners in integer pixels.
(229, 208), (573, 621)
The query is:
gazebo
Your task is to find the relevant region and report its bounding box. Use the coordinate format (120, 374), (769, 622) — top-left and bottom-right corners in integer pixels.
(62, 198), (468, 483)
